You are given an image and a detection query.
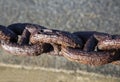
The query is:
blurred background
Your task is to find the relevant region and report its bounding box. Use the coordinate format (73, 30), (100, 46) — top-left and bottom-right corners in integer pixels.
(0, 0), (120, 82)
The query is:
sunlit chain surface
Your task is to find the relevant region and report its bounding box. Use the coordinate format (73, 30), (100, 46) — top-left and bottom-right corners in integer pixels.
(0, 23), (120, 66)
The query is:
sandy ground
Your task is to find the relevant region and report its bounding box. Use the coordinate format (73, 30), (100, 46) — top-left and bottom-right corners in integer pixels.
(0, 65), (120, 82)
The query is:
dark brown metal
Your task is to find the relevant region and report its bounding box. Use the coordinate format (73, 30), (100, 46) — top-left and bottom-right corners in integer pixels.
(19, 29), (30, 45)
(61, 47), (120, 66)
(0, 25), (18, 42)
(30, 28), (83, 48)
(1, 42), (45, 56)
(0, 23), (120, 66)
(83, 36), (98, 52)
(0, 24), (52, 56)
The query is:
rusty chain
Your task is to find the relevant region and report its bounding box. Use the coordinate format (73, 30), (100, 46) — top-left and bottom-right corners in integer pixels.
(0, 23), (120, 66)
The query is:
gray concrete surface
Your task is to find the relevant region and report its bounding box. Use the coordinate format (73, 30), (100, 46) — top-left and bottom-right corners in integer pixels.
(0, 0), (120, 78)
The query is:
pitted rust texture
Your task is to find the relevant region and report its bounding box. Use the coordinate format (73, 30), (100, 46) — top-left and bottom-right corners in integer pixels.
(0, 25), (17, 42)
(61, 47), (119, 66)
(1, 42), (45, 56)
(0, 23), (120, 66)
(97, 37), (120, 50)
(30, 28), (83, 48)
(0, 23), (51, 56)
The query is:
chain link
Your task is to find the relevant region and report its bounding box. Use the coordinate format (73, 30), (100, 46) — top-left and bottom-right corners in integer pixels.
(0, 23), (120, 66)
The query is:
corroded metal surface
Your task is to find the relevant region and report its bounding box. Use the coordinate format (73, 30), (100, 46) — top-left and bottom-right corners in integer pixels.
(0, 23), (120, 66)
(61, 47), (119, 66)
